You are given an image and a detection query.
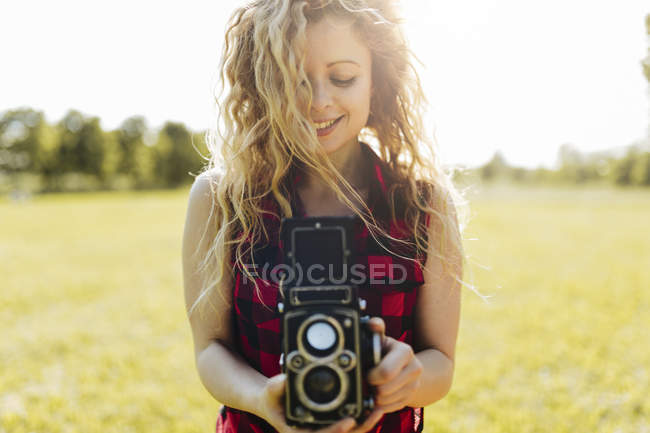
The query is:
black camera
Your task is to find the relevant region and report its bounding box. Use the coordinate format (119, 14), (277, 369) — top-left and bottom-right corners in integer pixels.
(278, 215), (382, 428)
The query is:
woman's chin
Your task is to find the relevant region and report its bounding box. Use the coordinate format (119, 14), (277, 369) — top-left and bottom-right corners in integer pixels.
(319, 140), (347, 155)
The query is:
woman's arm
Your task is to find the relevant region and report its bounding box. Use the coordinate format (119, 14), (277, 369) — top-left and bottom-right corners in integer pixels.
(407, 192), (462, 407)
(182, 174), (359, 433)
(404, 225), (461, 408)
(182, 173), (267, 416)
(366, 193), (462, 412)
(196, 341), (270, 416)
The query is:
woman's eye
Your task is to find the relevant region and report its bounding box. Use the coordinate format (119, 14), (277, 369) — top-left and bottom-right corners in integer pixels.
(332, 77), (356, 87)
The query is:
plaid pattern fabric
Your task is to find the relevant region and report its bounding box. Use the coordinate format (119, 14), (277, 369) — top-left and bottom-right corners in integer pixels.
(217, 142), (427, 433)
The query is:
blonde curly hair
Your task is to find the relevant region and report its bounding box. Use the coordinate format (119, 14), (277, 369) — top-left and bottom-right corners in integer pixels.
(189, 0), (478, 320)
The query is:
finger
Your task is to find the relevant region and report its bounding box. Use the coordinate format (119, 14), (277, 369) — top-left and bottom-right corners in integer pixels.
(375, 400), (408, 415)
(368, 317), (388, 362)
(374, 358), (422, 398)
(349, 409), (384, 433)
(266, 374), (286, 399)
(367, 317), (385, 335)
(375, 377), (419, 407)
(367, 339), (413, 385)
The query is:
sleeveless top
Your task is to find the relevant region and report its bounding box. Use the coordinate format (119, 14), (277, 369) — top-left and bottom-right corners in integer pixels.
(216, 142), (429, 433)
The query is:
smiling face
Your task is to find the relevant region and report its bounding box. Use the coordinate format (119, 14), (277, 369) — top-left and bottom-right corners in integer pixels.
(304, 15), (373, 155)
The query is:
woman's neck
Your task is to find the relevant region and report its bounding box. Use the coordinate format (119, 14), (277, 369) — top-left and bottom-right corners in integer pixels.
(299, 140), (367, 198)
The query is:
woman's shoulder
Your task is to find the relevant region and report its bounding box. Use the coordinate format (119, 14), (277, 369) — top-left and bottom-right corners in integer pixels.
(185, 170), (224, 244)
(195, 168), (222, 187)
(188, 169), (223, 206)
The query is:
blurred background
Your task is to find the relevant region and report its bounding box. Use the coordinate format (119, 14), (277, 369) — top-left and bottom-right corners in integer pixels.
(1, 1), (649, 432)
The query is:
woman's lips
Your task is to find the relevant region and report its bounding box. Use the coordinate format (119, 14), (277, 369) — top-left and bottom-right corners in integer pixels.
(315, 115), (344, 137)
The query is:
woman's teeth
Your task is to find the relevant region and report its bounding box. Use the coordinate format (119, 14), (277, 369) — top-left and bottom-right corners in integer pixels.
(314, 117), (339, 130)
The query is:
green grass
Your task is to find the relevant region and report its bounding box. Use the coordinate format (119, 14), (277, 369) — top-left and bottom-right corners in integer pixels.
(1, 185), (648, 432)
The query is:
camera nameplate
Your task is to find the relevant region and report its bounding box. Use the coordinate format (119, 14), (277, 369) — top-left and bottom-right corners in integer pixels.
(289, 286), (352, 307)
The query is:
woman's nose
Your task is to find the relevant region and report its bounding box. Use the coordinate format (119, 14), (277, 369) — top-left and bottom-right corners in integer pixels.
(311, 80), (333, 111)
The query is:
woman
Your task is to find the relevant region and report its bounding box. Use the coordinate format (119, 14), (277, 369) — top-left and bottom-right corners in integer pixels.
(182, 1), (467, 432)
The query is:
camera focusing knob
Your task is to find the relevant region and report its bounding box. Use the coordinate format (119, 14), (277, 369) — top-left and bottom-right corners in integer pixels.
(338, 353), (351, 367)
(290, 354), (304, 369)
(358, 298), (367, 311)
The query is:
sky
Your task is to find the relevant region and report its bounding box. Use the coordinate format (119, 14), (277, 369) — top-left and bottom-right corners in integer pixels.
(1, 0), (648, 169)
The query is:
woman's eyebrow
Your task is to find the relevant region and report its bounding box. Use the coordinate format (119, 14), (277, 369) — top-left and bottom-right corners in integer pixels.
(327, 60), (360, 67)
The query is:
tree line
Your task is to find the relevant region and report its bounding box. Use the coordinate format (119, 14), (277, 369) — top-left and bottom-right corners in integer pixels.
(0, 108), (209, 195)
(1, 107), (650, 197)
(469, 142), (650, 187)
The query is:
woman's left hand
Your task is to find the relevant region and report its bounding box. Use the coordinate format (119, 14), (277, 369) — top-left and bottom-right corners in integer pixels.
(365, 317), (423, 414)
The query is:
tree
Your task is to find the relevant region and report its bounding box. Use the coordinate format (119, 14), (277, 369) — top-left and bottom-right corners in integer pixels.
(0, 108), (47, 173)
(55, 110), (119, 188)
(630, 152), (650, 186)
(114, 116), (156, 188)
(557, 143), (583, 167)
(153, 122), (207, 188)
(116, 116), (147, 175)
(479, 151), (509, 181)
(611, 147), (639, 186)
(556, 143), (595, 183)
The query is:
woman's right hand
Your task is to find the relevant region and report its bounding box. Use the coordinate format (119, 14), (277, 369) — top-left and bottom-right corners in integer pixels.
(260, 374), (381, 433)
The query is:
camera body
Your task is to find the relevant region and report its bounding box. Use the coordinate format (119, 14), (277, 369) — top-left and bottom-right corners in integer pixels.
(278, 216), (381, 428)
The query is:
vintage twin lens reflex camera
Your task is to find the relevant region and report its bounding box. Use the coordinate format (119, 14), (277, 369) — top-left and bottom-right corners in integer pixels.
(278, 215), (382, 428)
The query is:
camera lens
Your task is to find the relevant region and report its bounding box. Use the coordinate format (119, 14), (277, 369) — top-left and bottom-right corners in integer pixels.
(305, 321), (337, 351)
(304, 366), (341, 404)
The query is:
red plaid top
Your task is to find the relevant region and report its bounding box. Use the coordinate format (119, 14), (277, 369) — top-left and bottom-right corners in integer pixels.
(217, 142), (428, 433)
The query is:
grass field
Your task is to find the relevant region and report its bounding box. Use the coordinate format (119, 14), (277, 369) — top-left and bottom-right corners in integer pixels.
(1, 185), (648, 433)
